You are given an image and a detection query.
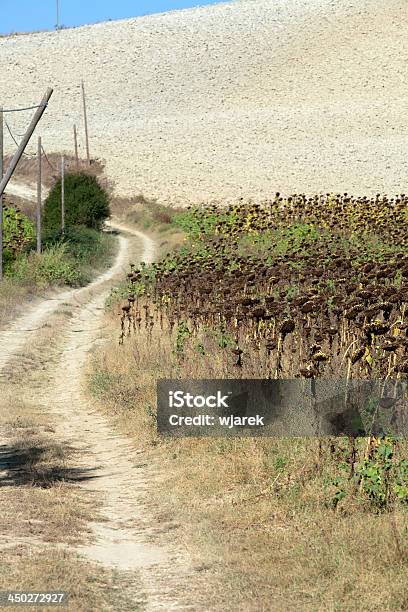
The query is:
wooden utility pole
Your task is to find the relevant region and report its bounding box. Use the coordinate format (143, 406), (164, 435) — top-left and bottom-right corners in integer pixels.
(0, 88), (53, 199)
(73, 124), (79, 169)
(61, 155), (65, 233)
(0, 108), (3, 280)
(81, 81), (90, 165)
(37, 136), (42, 253)
(56, 0), (60, 29)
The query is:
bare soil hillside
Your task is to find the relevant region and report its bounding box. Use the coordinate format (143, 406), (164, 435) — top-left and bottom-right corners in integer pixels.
(1, 0), (407, 205)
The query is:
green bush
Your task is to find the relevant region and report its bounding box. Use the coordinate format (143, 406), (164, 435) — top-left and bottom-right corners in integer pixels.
(9, 227), (115, 288)
(42, 172), (110, 233)
(11, 243), (82, 286)
(51, 226), (115, 284)
(3, 206), (35, 268)
(43, 226), (108, 261)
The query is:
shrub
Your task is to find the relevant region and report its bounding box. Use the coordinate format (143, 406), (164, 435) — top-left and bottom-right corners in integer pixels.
(11, 243), (82, 287)
(9, 228), (115, 288)
(42, 172), (110, 233)
(43, 226), (109, 262)
(3, 206), (35, 268)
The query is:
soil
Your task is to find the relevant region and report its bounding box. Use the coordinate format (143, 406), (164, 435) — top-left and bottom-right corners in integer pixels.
(1, 0), (407, 205)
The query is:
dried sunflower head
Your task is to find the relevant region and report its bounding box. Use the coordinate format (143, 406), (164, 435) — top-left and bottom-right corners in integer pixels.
(279, 319), (295, 336)
(364, 321), (390, 336)
(350, 347), (365, 365)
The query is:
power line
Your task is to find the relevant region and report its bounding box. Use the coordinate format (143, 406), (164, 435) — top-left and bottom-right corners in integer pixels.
(4, 119), (35, 158)
(4, 119), (19, 147)
(3, 115), (26, 139)
(2, 103), (48, 114)
(4, 116), (61, 171)
(41, 144), (58, 172)
(4, 119), (24, 148)
(9, 126), (26, 139)
(4, 114), (58, 168)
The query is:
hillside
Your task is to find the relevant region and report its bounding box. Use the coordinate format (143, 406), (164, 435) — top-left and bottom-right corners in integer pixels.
(1, 0), (407, 205)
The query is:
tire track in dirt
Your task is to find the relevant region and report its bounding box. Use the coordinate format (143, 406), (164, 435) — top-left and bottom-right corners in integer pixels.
(0, 211), (199, 610)
(0, 232), (127, 373)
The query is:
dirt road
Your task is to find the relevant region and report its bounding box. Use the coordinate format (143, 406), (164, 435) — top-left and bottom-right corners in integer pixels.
(0, 219), (198, 610)
(5, 181), (38, 202)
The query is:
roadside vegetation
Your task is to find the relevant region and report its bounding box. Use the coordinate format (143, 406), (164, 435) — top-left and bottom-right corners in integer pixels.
(0, 172), (114, 326)
(112, 194), (184, 244)
(90, 191), (408, 610)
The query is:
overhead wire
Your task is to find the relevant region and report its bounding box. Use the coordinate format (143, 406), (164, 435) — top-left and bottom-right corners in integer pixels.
(2, 103), (48, 113)
(3, 118), (58, 170)
(2, 114), (57, 168)
(41, 145), (58, 172)
(4, 119), (36, 158)
(2, 97), (70, 174)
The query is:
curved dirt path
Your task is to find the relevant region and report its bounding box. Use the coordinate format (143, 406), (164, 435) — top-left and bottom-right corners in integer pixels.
(0, 216), (198, 610)
(0, 220), (152, 369)
(5, 181), (38, 202)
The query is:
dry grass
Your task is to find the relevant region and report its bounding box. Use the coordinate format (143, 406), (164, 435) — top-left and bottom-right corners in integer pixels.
(88, 314), (408, 611)
(0, 547), (145, 611)
(0, 429), (98, 547)
(0, 353), (145, 610)
(0, 278), (36, 329)
(0, 484), (97, 545)
(111, 195), (185, 247)
(106, 197), (186, 276)
(0, 392), (98, 545)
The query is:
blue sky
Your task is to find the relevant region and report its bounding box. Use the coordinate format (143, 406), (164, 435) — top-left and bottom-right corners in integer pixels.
(0, 1), (225, 34)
